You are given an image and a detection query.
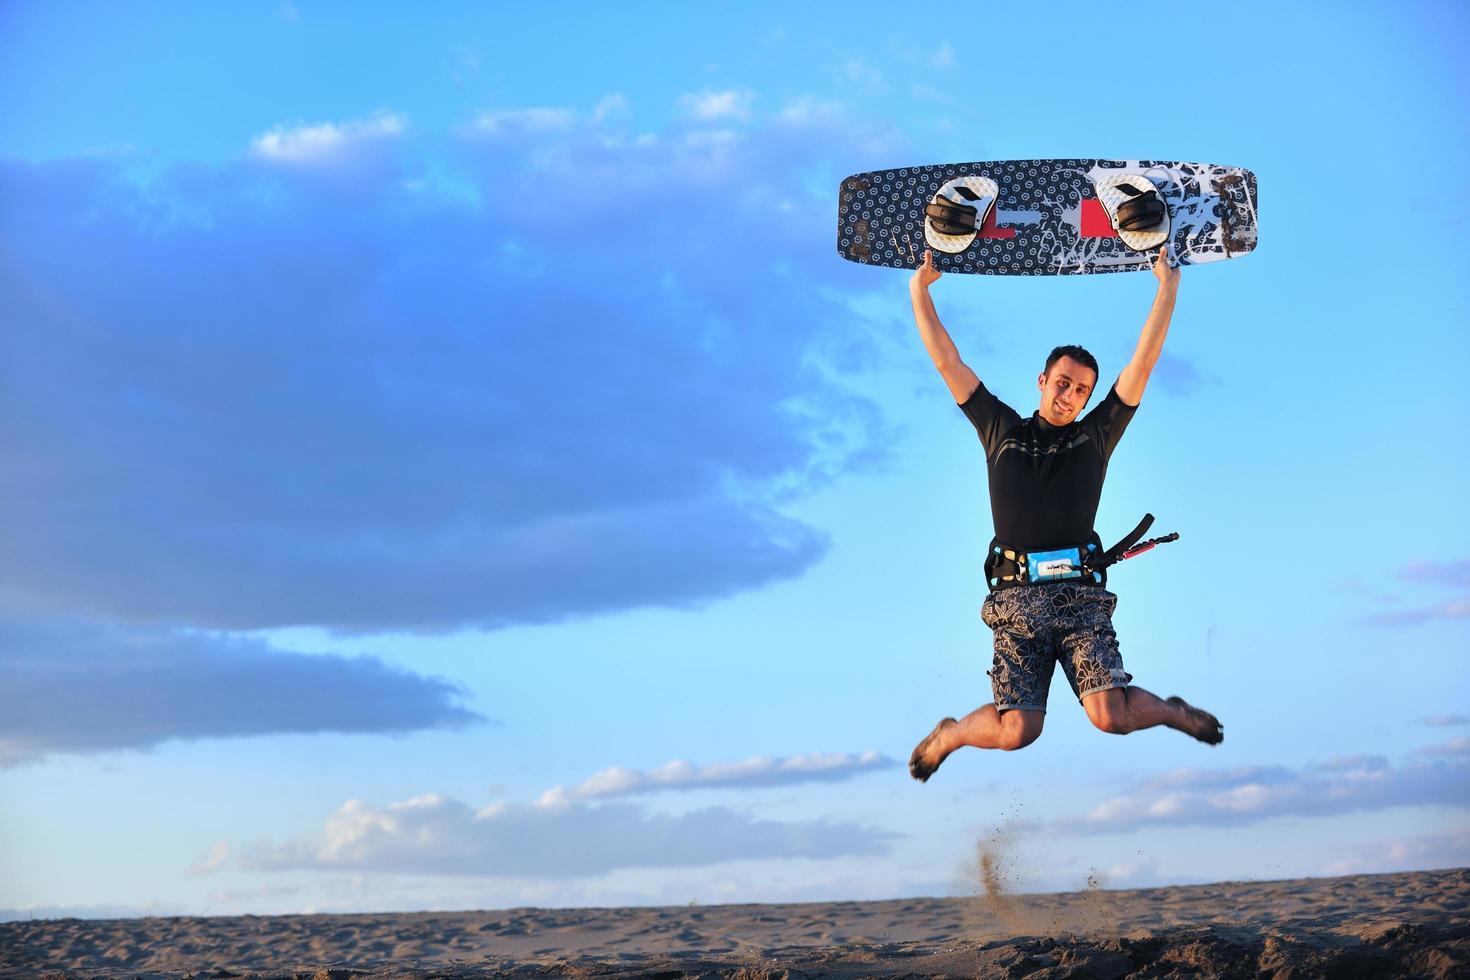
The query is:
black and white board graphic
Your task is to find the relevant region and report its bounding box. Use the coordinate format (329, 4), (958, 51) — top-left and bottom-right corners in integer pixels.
(837, 159), (1258, 275)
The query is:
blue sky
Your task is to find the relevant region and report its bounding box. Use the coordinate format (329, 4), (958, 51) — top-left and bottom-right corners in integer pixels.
(1, 0), (1467, 917)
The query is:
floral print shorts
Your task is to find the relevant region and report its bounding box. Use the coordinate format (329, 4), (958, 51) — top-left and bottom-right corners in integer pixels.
(980, 582), (1132, 712)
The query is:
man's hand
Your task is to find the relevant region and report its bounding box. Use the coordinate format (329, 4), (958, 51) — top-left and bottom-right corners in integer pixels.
(911, 248), (942, 291)
(1151, 244), (1180, 289)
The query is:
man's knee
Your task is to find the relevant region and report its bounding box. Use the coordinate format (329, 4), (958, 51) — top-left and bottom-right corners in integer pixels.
(998, 709), (1044, 750)
(1083, 689), (1131, 735)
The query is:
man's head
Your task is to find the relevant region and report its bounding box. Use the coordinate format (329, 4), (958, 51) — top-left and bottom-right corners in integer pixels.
(1036, 344), (1099, 426)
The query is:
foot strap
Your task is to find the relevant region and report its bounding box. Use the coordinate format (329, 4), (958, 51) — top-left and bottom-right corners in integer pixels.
(924, 197), (978, 236)
(1114, 184), (1166, 231)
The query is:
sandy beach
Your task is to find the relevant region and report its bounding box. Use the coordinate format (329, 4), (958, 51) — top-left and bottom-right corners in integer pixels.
(3, 866), (1465, 978)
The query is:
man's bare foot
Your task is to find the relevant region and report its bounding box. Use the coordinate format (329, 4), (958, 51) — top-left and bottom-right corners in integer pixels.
(1168, 696), (1223, 745)
(909, 717), (958, 782)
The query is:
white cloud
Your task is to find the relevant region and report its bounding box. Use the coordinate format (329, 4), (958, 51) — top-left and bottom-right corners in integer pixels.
(933, 42), (955, 69)
(1319, 826), (1470, 876)
(249, 111), (405, 164)
(462, 106), (577, 138)
(777, 97), (846, 127)
(538, 750), (895, 803)
(215, 750), (900, 879)
(188, 840), (232, 876)
(1403, 559), (1470, 587)
(461, 97), (632, 138)
(1426, 714), (1470, 727)
(1051, 750), (1469, 835)
(1364, 597), (1470, 626)
(1362, 559), (1470, 627)
(228, 791), (895, 878)
(678, 89), (754, 122)
(831, 57), (884, 91)
(1416, 737), (1470, 758)
(593, 93), (629, 123)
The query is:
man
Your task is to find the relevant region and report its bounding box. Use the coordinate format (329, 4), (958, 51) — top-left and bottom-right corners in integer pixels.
(907, 245), (1223, 783)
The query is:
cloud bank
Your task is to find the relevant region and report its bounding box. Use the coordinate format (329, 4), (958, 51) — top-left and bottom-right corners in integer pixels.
(1362, 559), (1470, 627)
(1319, 826), (1470, 877)
(225, 787), (896, 878)
(538, 750), (896, 803)
(249, 111), (405, 165)
(678, 89), (755, 122)
(0, 102), (901, 635)
(1051, 749), (1469, 835)
(0, 618), (482, 766)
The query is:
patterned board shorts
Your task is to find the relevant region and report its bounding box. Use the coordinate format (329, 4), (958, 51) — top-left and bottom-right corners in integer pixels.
(980, 582), (1132, 712)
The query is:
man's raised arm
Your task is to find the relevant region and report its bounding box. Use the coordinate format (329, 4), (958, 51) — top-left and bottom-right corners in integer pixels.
(1115, 245), (1182, 407)
(910, 249), (980, 403)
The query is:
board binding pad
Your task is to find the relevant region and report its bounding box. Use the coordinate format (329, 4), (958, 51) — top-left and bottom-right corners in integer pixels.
(837, 159), (1257, 276)
(925, 176), (998, 254)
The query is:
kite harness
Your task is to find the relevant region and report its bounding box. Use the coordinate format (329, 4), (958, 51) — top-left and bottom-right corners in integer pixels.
(986, 513), (1179, 591)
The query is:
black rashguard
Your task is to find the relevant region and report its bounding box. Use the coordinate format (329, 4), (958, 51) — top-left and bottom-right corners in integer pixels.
(959, 381), (1137, 552)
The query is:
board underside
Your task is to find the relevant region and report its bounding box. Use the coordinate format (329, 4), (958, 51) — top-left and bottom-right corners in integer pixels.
(837, 159), (1258, 275)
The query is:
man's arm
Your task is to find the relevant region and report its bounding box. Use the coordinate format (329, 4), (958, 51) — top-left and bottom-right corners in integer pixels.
(1115, 246), (1181, 407)
(909, 249), (980, 403)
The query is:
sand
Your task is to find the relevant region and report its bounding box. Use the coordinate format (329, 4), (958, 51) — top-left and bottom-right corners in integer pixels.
(3, 867), (1465, 979)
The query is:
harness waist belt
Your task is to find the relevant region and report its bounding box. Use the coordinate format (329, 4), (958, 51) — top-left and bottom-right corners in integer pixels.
(986, 535), (1106, 591)
(985, 514), (1178, 592)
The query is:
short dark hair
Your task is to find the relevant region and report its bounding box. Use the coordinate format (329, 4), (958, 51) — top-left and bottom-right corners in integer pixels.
(1044, 344), (1099, 381)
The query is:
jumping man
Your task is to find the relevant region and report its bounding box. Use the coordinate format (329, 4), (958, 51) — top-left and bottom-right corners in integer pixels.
(907, 245), (1223, 782)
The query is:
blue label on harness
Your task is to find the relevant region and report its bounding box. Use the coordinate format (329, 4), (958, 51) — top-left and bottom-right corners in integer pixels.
(1027, 547), (1083, 582)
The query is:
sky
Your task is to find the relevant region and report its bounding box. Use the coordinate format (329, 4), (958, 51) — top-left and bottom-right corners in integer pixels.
(1, 0), (1467, 919)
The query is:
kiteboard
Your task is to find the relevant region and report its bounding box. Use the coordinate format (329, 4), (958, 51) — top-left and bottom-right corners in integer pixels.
(836, 159), (1257, 275)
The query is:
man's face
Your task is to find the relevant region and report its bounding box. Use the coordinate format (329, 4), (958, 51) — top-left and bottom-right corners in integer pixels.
(1036, 356), (1097, 426)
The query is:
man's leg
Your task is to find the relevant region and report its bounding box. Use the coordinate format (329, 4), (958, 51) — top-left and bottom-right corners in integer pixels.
(1058, 586), (1224, 746)
(1081, 687), (1223, 744)
(910, 587), (1056, 782)
(909, 706), (1044, 781)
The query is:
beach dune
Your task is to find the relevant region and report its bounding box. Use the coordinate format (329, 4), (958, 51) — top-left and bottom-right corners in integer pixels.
(3, 867), (1465, 978)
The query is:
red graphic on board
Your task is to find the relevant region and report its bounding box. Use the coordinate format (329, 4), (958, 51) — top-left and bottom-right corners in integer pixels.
(1080, 198), (1119, 238)
(977, 205), (1017, 239)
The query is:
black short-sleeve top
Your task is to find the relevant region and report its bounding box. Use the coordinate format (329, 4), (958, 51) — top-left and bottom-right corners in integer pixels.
(959, 381), (1136, 551)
